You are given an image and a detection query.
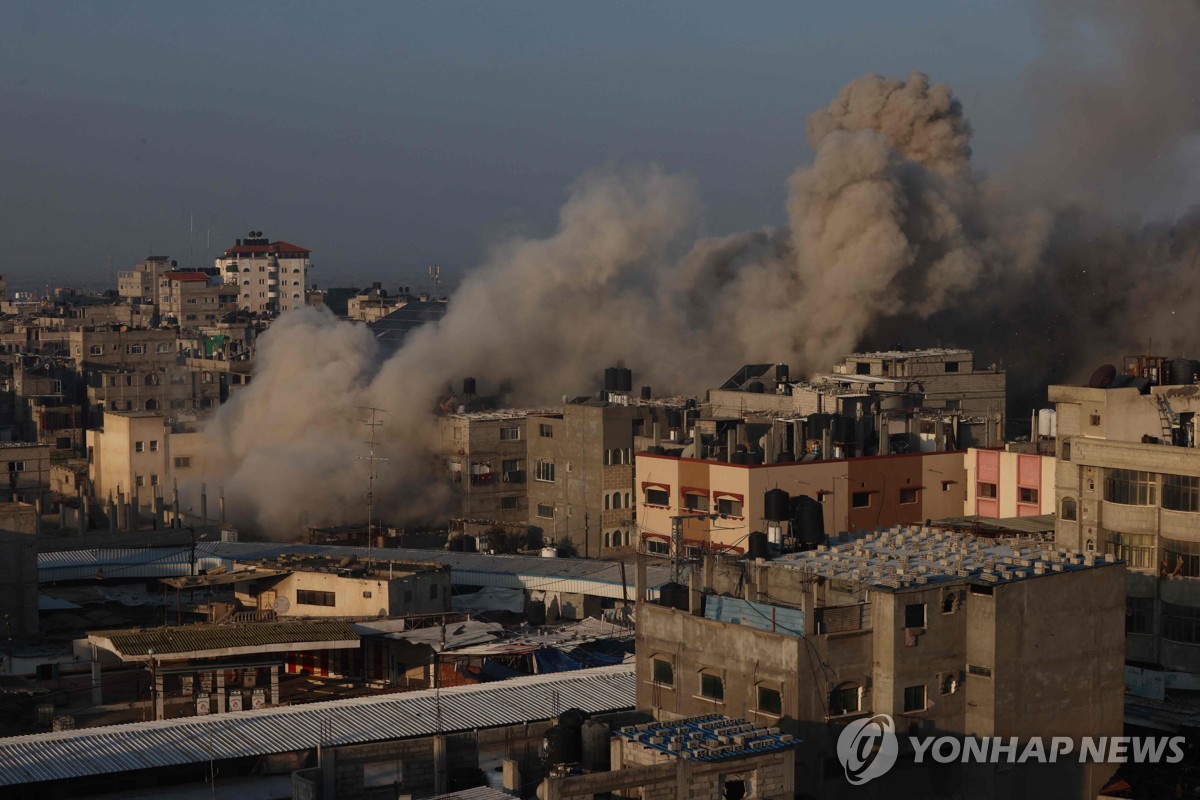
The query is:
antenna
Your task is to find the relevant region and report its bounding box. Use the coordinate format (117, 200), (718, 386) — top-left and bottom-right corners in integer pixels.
(358, 406), (389, 567)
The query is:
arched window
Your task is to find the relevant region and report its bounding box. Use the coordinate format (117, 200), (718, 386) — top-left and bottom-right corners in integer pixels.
(626, 530), (632, 546)
(613, 493), (622, 510)
(604, 495), (610, 510)
(144, 398), (158, 411)
(604, 532), (610, 548)
(1061, 497), (1077, 521)
(941, 592), (958, 615)
(1086, 538), (1095, 552)
(625, 492), (631, 508)
(1061, 439), (1071, 462)
(145, 373), (159, 386)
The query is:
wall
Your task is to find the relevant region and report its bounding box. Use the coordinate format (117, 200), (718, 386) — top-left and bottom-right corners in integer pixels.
(0, 528), (37, 637)
(965, 448), (1055, 518)
(243, 567), (450, 618)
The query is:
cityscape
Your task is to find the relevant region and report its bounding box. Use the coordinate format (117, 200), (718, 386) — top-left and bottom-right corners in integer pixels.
(1, 3), (1199, 799)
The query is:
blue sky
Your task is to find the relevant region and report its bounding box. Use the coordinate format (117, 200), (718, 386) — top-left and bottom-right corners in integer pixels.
(1, 1), (1044, 289)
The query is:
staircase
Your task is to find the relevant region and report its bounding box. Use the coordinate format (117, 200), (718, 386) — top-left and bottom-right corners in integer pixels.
(1155, 394), (1178, 444)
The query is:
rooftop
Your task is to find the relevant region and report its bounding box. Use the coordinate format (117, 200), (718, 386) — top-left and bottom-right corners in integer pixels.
(768, 524), (1116, 590)
(221, 240), (309, 257)
(842, 347), (972, 360)
(448, 408), (560, 422)
(88, 620), (360, 661)
(614, 714), (797, 762)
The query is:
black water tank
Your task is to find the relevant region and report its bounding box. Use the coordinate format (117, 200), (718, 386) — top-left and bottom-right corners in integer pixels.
(1171, 359), (1200, 385)
(1130, 377), (1152, 395)
(640, 385), (652, 400)
(775, 451), (796, 463)
(764, 488), (790, 521)
(581, 720), (612, 772)
(776, 364), (790, 383)
(666, 409), (682, 428)
(646, 445), (667, 455)
(604, 367), (619, 391)
(463, 376), (477, 396)
(747, 381), (765, 394)
(731, 451), (749, 465)
(747, 530), (770, 560)
(794, 495), (825, 549)
(747, 449), (764, 465)
(659, 581), (689, 611)
(542, 724), (581, 766)
(617, 368), (633, 392)
(558, 708), (588, 730)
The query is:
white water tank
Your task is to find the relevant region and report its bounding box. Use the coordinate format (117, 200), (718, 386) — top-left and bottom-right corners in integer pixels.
(1037, 408), (1057, 438)
(540, 547), (559, 558)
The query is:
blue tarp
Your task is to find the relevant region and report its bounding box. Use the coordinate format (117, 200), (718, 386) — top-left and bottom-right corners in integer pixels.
(703, 596), (805, 636)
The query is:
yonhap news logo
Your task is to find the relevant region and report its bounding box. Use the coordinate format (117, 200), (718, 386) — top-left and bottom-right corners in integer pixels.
(836, 714), (1186, 786)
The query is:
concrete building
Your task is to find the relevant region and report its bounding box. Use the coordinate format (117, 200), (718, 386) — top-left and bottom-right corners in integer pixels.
(231, 557), (451, 619)
(439, 409), (540, 525)
(216, 232), (310, 314)
(345, 282), (408, 323)
(635, 450), (966, 555)
(0, 442), (51, 503)
(117, 256), (172, 307)
(636, 526), (1125, 799)
(832, 348), (1007, 438)
(158, 271), (237, 327)
(964, 447), (1056, 518)
(0, 526), (37, 640)
(86, 410), (204, 512)
(1051, 364), (1200, 683)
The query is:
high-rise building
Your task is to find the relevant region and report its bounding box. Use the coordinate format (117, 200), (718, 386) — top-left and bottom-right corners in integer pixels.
(216, 232), (311, 314)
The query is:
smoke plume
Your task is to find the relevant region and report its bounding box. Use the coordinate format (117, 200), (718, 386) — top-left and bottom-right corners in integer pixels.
(201, 4), (1200, 535)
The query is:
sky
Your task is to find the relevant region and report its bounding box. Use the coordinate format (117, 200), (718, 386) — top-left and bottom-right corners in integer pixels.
(0, 1), (1094, 291)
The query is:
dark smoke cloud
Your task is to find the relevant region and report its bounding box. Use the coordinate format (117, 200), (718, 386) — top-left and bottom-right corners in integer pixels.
(200, 4), (1200, 534)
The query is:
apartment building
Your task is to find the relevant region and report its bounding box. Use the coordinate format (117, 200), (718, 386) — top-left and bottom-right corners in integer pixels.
(216, 232), (310, 314)
(86, 410), (204, 509)
(635, 450), (966, 555)
(1050, 361), (1200, 680)
(0, 442), (51, 503)
(439, 409), (538, 525)
(116, 256), (172, 307)
(636, 526), (1125, 799)
(157, 271), (237, 327)
(964, 447), (1056, 517)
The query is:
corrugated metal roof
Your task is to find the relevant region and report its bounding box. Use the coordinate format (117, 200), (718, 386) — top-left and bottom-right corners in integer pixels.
(703, 597), (805, 637)
(428, 787), (513, 800)
(40, 543), (672, 600)
(89, 620), (361, 660)
(0, 664), (635, 787)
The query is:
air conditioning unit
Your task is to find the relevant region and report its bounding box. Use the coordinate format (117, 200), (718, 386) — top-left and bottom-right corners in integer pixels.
(228, 691), (243, 712)
(196, 693), (211, 715)
(251, 689), (267, 710)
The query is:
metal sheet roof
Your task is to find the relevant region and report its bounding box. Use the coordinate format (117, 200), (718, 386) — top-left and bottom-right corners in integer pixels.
(0, 664), (635, 787)
(40, 543), (671, 600)
(89, 620), (361, 661)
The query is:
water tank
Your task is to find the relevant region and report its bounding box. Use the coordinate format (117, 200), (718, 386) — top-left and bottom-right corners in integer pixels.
(775, 451), (796, 463)
(794, 496), (825, 549)
(581, 720), (612, 772)
(604, 367), (619, 391)
(640, 385), (652, 400)
(747, 381), (765, 394)
(775, 364), (790, 383)
(658, 581), (689, 611)
(646, 445), (667, 455)
(463, 377), (477, 396)
(666, 409), (682, 428)
(747, 449), (764, 465)
(764, 488), (790, 522)
(1171, 359), (1200, 386)
(617, 368), (633, 393)
(747, 530), (770, 560)
(731, 451), (749, 465)
(1130, 377), (1152, 395)
(542, 724), (581, 767)
(1037, 408), (1057, 438)
(541, 546), (559, 558)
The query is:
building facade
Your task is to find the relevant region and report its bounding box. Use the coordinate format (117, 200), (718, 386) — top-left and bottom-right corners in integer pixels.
(964, 447), (1055, 518)
(216, 232), (310, 314)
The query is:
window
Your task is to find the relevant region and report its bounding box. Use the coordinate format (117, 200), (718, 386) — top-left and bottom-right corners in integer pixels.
(1163, 602), (1200, 643)
(1163, 474), (1200, 512)
(501, 496), (519, 510)
(1105, 531), (1155, 569)
(1105, 469), (1157, 506)
(647, 539), (669, 555)
(613, 492), (624, 509)
(830, 684), (861, 715)
(899, 487), (918, 505)
(1019, 487), (1038, 504)
(149, 440), (159, 452)
(652, 658), (674, 686)
(1090, 414), (1102, 427)
(903, 684), (927, 712)
(977, 482), (997, 499)
(716, 497), (743, 517)
(127, 344), (145, 355)
(135, 475), (145, 487)
(7, 461), (24, 473)
(89, 345), (103, 356)
(501, 458), (520, 474)
(851, 492), (871, 508)
(1061, 497), (1077, 521)
(536, 503), (554, 519)
(1061, 440), (1071, 461)
(904, 603), (926, 629)
(1162, 538), (1200, 578)
(967, 664), (992, 678)
(174, 457), (191, 468)
(757, 685), (782, 716)
(855, 362), (871, 375)
(941, 592), (958, 614)
(645, 488), (670, 507)
(941, 673), (960, 694)
(156, 342), (172, 353)
(538, 423), (553, 438)
(135, 441), (144, 453)
(534, 460), (555, 482)
(944, 361), (959, 373)
(700, 672), (725, 701)
(297, 590), (336, 607)
(1127, 597), (1154, 634)
(150, 474), (159, 486)
(604, 494), (611, 511)
(499, 426), (521, 441)
(685, 492), (709, 512)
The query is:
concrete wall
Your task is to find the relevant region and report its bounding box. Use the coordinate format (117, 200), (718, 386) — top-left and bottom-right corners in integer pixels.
(965, 448), (1055, 517)
(0, 528), (38, 637)
(242, 567), (451, 618)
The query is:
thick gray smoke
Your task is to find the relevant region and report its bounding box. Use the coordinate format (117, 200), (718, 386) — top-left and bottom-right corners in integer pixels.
(201, 4), (1200, 535)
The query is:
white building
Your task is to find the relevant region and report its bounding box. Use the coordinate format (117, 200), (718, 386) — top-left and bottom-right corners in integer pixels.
(215, 231), (311, 314)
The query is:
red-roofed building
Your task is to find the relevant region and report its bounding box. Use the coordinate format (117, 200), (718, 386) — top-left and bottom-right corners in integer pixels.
(216, 231), (312, 314)
(159, 269), (238, 327)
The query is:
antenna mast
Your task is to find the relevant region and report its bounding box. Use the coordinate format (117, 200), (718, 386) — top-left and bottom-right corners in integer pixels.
(429, 264), (441, 299)
(359, 407), (389, 566)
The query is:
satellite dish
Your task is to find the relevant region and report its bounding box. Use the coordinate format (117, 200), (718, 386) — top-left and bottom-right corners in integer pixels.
(1088, 364), (1117, 389)
(273, 596), (291, 614)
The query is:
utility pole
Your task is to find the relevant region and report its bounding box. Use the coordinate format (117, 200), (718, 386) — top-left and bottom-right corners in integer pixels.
(358, 407), (389, 567)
